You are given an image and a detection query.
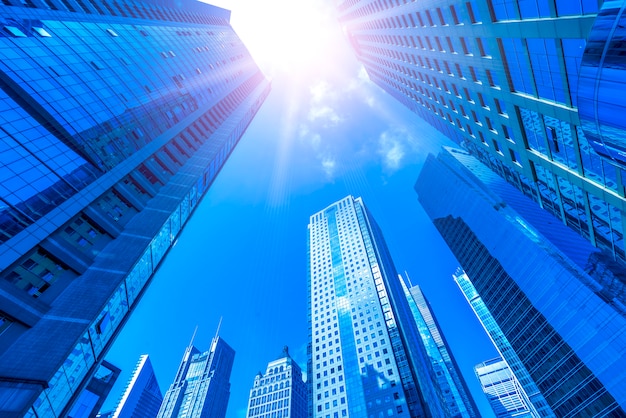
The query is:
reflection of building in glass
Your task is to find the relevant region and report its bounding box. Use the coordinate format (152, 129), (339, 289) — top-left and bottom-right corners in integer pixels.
(474, 358), (535, 418)
(307, 196), (452, 418)
(0, 0), (269, 416)
(454, 271), (547, 417)
(157, 331), (235, 418)
(110, 355), (162, 418)
(245, 346), (307, 418)
(67, 361), (121, 418)
(401, 281), (479, 418)
(337, 0), (626, 269)
(415, 147), (626, 415)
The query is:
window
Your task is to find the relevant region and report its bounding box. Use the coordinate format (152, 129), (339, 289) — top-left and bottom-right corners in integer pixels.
(3, 26), (26, 37)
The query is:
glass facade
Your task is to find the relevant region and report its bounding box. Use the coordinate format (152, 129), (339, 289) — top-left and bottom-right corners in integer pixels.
(401, 281), (479, 418)
(454, 271), (549, 417)
(415, 147), (626, 415)
(110, 355), (163, 418)
(307, 196), (450, 418)
(337, 0), (626, 268)
(157, 335), (234, 418)
(0, 1), (269, 416)
(245, 347), (307, 418)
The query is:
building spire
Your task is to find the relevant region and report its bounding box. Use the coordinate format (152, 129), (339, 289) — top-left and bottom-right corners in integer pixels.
(188, 325), (198, 350)
(214, 316), (223, 340)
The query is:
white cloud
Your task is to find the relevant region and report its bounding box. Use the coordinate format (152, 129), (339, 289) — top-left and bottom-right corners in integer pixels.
(321, 157), (336, 179)
(308, 105), (341, 125)
(378, 128), (414, 171)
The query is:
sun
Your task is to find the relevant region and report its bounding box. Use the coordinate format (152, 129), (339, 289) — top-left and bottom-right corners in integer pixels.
(209, 0), (341, 78)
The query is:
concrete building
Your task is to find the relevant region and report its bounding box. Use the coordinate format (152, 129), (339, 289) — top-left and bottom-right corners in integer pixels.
(245, 346), (307, 418)
(307, 195), (453, 418)
(475, 358), (536, 418)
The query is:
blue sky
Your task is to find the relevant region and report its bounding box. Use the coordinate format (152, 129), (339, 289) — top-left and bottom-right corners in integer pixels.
(103, 1), (499, 416)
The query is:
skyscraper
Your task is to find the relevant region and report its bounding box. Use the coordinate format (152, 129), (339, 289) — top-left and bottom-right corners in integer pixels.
(157, 330), (235, 418)
(415, 146), (626, 415)
(453, 270), (549, 417)
(338, 0), (626, 268)
(401, 281), (478, 418)
(474, 358), (536, 418)
(0, 1), (269, 416)
(67, 361), (121, 418)
(245, 346), (307, 418)
(110, 355), (163, 418)
(307, 195), (451, 418)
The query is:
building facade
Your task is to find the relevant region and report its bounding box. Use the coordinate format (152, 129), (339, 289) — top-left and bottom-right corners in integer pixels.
(337, 0), (626, 269)
(415, 146), (626, 415)
(474, 358), (535, 418)
(67, 361), (121, 418)
(0, 1), (269, 416)
(307, 196), (452, 418)
(245, 346), (307, 418)
(401, 281), (478, 418)
(453, 270), (548, 417)
(110, 355), (162, 418)
(157, 332), (235, 418)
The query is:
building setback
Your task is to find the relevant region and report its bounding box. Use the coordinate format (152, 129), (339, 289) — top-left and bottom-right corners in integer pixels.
(337, 0), (626, 271)
(401, 281), (478, 418)
(245, 346), (307, 418)
(307, 196), (452, 418)
(157, 332), (234, 418)
(110, 355), (163, 418)
(0, 1), (269, 416)
(415, 146), (626, 415)
(474, 358), (536, 418)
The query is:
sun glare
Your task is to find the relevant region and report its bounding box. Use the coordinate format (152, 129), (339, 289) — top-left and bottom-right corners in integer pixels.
(223, 0), (341, 78)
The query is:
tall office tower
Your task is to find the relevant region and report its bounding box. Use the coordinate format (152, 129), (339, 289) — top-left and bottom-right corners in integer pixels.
(244, 346), (307, 418)
(307, 196), (452, 418)
(401, 281), (478, 418)
(454, 270), (548, 417)
(67, 361), (121, 418)
(338, 0), (626, 268)
(415, 146), (626, 415)
(157, 331), (235, 418)
(475, 358), (536, 418)
(0, 0), (269, 416)
(111, 355), (163, 418)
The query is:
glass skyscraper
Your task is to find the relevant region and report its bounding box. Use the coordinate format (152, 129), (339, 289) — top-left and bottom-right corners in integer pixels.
(415, 146), (626, 415)
(245, 346), (307, 418)
(109, 355), (163, 418)
(0, 1), (269, 416)
(454, 270), (548, 417)
(474, 358), (536, 418)
(157, 332), (235, 418)
(337, 0), (626, 269)
(307, 196), (452, 418)
(401, 281), (478, 418)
